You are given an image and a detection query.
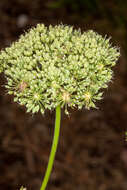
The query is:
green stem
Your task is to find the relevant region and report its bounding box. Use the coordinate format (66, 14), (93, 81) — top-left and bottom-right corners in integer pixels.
(40, 105), (61, 190)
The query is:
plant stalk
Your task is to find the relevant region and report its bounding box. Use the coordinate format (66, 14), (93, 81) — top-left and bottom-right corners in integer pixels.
(40, 105), (61, 190)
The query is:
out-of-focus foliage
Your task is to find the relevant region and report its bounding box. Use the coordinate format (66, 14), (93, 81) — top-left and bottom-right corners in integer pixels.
(47, 0), (100, 15)
(47, 0), (127, 28)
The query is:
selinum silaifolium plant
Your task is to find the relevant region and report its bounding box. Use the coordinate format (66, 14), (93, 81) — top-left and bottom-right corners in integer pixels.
(0, 24), (120, 190)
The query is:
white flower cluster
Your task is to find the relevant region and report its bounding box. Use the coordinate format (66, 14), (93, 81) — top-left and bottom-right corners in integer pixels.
(0, 24), (120, 114)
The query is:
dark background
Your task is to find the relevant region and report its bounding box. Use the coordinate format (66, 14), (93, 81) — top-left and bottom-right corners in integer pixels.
(0, 0), (127, 190)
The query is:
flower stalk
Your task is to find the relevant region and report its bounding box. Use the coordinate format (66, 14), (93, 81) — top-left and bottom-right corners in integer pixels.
(40, 105), (61, 190)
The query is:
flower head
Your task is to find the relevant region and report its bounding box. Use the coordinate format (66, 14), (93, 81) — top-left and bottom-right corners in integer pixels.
(0, 24), (120, 114)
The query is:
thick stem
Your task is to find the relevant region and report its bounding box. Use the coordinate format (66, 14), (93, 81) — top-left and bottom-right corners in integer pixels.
(40, 105), (61, 190)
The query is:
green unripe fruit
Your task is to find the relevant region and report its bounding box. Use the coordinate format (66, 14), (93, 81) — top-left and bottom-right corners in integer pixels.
(0, 24), (120, 114)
